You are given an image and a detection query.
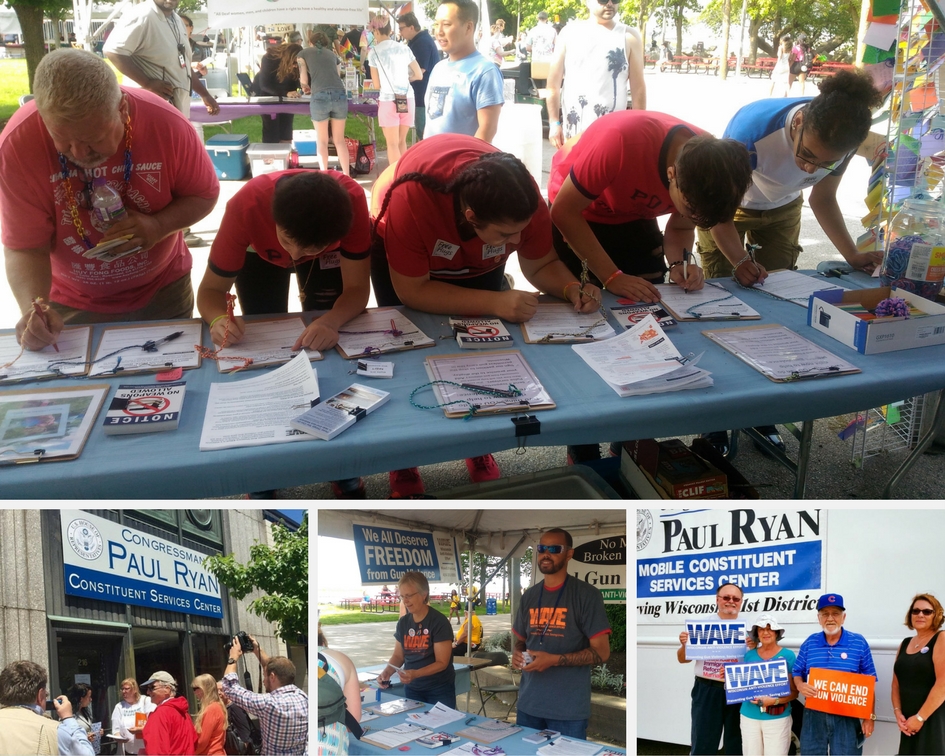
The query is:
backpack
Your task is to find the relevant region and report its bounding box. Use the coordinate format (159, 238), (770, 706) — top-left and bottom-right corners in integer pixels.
(318, 652), (364, 739)
(224, 724), (254, 756)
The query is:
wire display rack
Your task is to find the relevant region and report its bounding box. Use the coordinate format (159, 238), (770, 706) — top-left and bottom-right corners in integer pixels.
(850, 395), (926, 466)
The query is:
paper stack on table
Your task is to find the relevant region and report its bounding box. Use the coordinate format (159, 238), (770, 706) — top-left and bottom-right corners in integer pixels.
(406, 701), (466, 727)
(537, 736), (603, 755)
(572, 314), (712, 397)
(361, 722), (433, 749)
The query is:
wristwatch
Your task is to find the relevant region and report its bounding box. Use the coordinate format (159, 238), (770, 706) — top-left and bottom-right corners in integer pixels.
(870, 713), (877, 721)
(227, 658), (237, 665)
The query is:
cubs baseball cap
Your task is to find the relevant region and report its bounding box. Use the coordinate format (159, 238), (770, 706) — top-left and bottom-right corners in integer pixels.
(817, 593), (845, 611)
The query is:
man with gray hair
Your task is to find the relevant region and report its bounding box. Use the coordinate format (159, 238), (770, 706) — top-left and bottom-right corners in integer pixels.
(104, 0), (219, 116)
(0, 48), (219, 351)
(139, 670), (197, 755)
(0, 659), (94, 755)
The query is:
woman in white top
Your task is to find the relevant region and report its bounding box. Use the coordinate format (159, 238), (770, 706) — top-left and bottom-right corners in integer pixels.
(769, 34), (792, 97)
(368, 16), (422, 165)
(110, 678), (155, 755)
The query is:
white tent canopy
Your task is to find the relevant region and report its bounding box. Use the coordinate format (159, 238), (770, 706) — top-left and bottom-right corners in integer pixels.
(207, 0), (368, 30)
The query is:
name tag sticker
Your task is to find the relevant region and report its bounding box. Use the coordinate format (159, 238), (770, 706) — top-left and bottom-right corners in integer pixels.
(319, 251), (341, 269)
(482, 243), (506, 261)
(432, 240), (460, 260)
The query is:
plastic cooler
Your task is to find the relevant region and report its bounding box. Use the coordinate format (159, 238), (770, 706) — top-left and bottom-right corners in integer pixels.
(205, 134), (249, 180)
(292, 130), (318, 156)
(247, 143), (293, 177)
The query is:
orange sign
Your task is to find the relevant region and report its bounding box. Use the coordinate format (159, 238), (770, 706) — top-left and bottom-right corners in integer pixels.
(804, 668), (875, 719)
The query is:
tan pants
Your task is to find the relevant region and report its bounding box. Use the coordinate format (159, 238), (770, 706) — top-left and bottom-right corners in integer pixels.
(697, 196), (804, 279)
(50, 274), (195, 325)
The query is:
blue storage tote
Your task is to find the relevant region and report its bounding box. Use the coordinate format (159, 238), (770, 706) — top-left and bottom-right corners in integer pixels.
(292, 129), (318, 156)
(205, 134), (249, 180)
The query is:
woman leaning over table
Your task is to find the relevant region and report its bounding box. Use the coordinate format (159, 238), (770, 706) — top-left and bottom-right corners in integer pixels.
(369, 133), (601, 496)
(377, 571), (457, 708)
(892, 593), (945, 755)
(740, 614), (798, 755)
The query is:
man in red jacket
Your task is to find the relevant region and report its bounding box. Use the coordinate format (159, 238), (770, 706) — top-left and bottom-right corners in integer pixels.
(140, 670), (197, 755)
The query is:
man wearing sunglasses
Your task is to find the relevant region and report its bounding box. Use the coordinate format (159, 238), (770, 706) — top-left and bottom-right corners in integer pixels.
(104, 0), (219, 117)
(793, 594), (877, 754)
(677, 583), (750, 754)
(511, 528), (611, 740)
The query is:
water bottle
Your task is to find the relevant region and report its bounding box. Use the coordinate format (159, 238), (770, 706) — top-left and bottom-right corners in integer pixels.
(91, 177), (127, 225)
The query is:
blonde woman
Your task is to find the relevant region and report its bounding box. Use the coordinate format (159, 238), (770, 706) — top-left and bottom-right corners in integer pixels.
(110, 678), (155, 755)
(192, 674), (227, 756)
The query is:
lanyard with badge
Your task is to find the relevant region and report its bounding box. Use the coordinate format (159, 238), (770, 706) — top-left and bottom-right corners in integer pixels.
(537, 575), (566, 645)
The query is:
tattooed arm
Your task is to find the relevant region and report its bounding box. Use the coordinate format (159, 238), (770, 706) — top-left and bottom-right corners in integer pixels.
(557, 634), (612, 667)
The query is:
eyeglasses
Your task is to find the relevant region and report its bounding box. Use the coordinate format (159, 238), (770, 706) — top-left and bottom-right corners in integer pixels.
(794, 121), (844, 171)
(192, 686), (201, 691)
(912, 608), (935, 616)
(537, 544), (565, 554)
(718, 594), (742, 602)
(400, 591), (419, 601)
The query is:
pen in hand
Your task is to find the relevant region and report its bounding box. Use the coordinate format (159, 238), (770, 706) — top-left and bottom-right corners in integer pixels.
(32, 298), (58, 352)
(682, 248), (690, 293)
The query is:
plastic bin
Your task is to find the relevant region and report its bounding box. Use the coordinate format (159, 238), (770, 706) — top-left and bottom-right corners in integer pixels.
(247, 143), (293, 177)
(433, 465), (620, 499)
(292, 129), (318, 156)
(205, 134), (248, 180)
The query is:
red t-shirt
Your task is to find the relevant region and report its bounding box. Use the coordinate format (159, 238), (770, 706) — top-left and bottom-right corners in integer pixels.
(0, 87), (219, 313)
(208, 170), (371, 276)
(372, 134), (552, 279)
(547, 110), (704, 225)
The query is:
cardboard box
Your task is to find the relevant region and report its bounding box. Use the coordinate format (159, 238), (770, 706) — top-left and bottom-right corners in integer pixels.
(808, 286), (945, 354)
(204, 134), (249, 180)
(622, 439), (728, 499)
(292, 129), (318, 156)
(247, 143), (292, 177)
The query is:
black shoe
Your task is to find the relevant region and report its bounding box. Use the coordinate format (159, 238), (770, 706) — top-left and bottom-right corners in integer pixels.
(566, 444), (601, 465)
(701, 431), (730, 458)
(752, 425), (785, 455)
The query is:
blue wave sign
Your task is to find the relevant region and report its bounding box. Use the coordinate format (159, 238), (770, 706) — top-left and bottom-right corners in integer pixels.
(724, 659), (792, 704)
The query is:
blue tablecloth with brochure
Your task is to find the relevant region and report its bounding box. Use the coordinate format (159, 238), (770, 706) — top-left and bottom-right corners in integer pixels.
(4, 271), (945, 499)
(360, 662), (474, 697)
(348, 691), (627, 755)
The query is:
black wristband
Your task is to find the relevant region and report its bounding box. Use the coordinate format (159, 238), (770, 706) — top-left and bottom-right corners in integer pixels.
(227, 658), (237, 665)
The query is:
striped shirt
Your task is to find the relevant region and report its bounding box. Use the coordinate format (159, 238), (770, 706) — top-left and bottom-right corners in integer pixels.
(222, 673), (308, 755)
(792, 628), (877, 680)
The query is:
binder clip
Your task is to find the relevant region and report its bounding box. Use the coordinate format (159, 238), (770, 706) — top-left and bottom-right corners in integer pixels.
(511, 414), (540, 454)
(348, 405), (367, 421)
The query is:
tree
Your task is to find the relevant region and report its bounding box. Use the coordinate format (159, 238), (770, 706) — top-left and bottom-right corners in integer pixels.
(203, 514), (308, 644)
(7, 0), (71, 91)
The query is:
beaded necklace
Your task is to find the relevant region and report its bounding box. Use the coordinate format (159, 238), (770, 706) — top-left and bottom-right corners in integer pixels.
(57, 114), (134, 250)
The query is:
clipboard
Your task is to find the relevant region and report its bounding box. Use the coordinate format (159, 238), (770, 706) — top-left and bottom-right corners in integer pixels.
(702, 324), (861, 382)
(213, 316), (324, 373)
(519, 303), (616, 343)
(423, 350), (556, 417)
(335, 308), (436, 360)
(657, 282), (760, 321)
(0, 326), (93, 384)
(0, 384), (109, 464)
(90, 320), (203, 377)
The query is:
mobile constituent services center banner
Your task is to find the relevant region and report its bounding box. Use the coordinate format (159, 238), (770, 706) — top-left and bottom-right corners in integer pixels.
(61, 511), (223, 618)
(353, 523), (460, 585)
(637, 508), (825, 624)
(724, 659), (792, 705)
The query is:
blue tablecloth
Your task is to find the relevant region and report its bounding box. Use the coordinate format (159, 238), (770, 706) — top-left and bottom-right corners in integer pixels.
(4, 274), (944, 498)
(348, 691), (627, 755)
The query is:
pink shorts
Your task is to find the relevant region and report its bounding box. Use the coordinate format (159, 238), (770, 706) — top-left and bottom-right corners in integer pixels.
(377, 98), (415, 128)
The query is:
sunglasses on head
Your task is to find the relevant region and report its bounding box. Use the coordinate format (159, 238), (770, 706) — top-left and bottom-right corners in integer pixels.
(537, 544), (565, 554)
(912, 608), (935, 616)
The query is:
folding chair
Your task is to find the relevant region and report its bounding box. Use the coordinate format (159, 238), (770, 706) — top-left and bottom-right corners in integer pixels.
(472, 651), (519, 721)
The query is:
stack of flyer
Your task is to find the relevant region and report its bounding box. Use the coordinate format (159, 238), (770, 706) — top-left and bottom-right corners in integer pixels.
(290, 383), (390, 440)
(571, 314), (712, 397)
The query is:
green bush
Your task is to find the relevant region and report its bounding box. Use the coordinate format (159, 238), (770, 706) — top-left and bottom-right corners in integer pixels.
(606, 604), (626, 652)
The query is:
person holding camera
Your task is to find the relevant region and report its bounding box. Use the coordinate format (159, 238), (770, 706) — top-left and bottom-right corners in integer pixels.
(222, 633), (308, 756)
(0, 660), (94, 755)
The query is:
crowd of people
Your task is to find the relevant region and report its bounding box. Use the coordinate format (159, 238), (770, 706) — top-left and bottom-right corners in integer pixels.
(678, 588), (945, 756)
(0, 635), (307, 756)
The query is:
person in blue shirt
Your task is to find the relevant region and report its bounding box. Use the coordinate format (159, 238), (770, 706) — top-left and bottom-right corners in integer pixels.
(793, 593), (878, 755)
(397, 12), (441, 140)
(740, 614), (798, 755)
(423, 0), (504, 142)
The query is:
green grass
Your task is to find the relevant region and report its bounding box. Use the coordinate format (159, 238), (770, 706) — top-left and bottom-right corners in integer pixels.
(0, 59), (29, 124)
(0, 57), (383, 149)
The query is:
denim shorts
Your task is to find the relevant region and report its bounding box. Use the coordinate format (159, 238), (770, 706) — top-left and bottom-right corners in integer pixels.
(310, 89), (348, 122)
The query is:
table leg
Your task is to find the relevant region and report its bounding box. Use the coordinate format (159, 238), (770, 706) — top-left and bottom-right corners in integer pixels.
(882, 389), (945, 498)
(741, 420), (814, 499)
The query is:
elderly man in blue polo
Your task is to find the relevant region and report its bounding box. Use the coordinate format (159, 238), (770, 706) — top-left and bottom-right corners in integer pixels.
(792, 593), (878, 755)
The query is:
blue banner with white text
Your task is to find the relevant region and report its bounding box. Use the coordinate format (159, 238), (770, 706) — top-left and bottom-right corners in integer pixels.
(724, 658), (792, 704)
